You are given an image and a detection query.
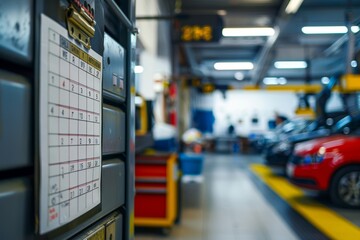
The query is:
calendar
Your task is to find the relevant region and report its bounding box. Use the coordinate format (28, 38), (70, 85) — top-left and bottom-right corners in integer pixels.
(39, 14), (102, 234)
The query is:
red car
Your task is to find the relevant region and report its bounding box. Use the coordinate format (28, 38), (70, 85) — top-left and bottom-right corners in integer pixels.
(287, 135), (360, 208)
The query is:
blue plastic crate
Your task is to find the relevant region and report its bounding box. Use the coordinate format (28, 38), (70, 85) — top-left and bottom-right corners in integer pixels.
(153, 138), (177, 152)
(179, 153), (204, 175)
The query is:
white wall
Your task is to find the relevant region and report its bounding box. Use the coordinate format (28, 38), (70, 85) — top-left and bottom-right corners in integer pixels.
(136, 0), (158, 55)
(210, 90), (346, 137)
(137, 52), (171, 100)
(135, 0), (172, 102)
(212, 90), (299, 136)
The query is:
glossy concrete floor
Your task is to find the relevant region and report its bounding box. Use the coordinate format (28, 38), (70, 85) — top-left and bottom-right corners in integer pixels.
(135, 154), (299, 240)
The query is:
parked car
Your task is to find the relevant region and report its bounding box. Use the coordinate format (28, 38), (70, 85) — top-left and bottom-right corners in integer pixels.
(287, 134), (360, 208)
(253, 118), (311, 152)
(265, 112), (348, 167)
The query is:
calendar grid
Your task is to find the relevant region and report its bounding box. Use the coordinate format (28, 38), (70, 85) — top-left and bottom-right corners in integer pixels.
(44, 25), (102, 229)
(48, 70), (101, 101)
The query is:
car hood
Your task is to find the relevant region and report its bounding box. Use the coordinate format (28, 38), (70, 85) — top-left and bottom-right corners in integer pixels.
(288, 128), (331, 143)
(294, 135), (360, 156)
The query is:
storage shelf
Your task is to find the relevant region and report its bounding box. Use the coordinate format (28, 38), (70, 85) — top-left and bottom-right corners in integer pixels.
(104, 0), (134, 31)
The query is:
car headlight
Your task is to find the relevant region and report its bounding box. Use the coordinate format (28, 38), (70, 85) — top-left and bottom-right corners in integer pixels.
(302, 147), (326, 165)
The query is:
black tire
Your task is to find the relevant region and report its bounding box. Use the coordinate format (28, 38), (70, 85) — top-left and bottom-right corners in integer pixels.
(330, 165), (360, 208)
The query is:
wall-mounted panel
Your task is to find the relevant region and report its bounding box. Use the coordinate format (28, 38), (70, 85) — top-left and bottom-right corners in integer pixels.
(0, 178), (33, 239)
(103, 33), (126, 100)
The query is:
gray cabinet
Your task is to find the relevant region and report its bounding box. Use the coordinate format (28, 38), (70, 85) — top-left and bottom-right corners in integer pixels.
(0, 0), (135, 239)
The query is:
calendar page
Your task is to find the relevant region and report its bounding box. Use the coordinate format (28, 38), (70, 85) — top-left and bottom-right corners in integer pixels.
(39, 14), (102, 234)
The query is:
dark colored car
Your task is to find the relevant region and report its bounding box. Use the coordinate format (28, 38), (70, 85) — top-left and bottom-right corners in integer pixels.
(251, 118), (311, 152)
(265, 112), (350, 167)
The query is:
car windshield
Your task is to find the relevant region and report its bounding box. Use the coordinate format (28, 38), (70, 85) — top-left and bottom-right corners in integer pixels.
(331, 114), (360, 134)
(305, 120), (318, 132)
(275, 119), (310, 135)
(332, 116), (351, 132)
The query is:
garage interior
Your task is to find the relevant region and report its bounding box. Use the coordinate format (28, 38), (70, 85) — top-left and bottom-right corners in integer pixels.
(0, 0), (360, 239)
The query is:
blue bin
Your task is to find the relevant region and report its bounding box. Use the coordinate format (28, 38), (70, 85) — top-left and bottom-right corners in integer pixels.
(179, 153), (204, 175)
(153, 138), (177, 152)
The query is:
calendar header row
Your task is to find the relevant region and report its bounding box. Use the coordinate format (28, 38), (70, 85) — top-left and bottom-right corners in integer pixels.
(60, 35), (101, 71)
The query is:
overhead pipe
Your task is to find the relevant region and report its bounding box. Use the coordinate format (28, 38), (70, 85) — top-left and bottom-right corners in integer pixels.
(250, 0), (301, 85)
(323, 15), (360, 57)
(346, 12), (356, 74)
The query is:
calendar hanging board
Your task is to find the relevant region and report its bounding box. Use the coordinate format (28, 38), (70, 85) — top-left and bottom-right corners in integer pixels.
(39, 14), (102, 234)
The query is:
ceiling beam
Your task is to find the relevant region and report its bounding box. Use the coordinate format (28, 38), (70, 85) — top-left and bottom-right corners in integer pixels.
(183, 44), (205, 77)
(186, 42), (263, 48)
(181, 5), (360, 12)
(316, 16), (360, 57)
(198, 75), (332, 82)
(250, 0), (300, 85)
(181, 6), (278, 13)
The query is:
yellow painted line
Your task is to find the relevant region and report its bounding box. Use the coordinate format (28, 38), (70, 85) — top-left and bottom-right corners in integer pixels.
(251, 164), (360, 240)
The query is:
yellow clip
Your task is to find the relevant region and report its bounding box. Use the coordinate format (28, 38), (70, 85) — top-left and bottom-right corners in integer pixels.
(66, 3), (95, 49)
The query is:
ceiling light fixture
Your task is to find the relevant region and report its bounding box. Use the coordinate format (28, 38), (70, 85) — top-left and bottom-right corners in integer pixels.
(351, 26), (360, 33)
(285, 0), (304, 14)
(351, 60), (358, 68)
(274, 61), (307, 69)
(302, 26), (360, 34)
(321, 77), (330, 84)
(234, 72), (245, 81)
(134, 65), (144, 73)
(222, 27), (275, 37)
(214, 62), (254, 70)
(263, 77), (278, 85)
(217, 10), (227, 16)
(263, 77), (287, 85)
(278, 77), (287, 85)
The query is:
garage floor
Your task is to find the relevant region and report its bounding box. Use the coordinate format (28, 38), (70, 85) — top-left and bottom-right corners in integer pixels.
(135, 154), (360, 240)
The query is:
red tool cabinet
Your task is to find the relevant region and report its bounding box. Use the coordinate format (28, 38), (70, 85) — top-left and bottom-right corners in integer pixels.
(134, 153), (178, 227)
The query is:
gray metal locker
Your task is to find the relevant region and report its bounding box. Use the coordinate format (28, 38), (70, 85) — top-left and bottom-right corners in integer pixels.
(103, 104), (126, 155)
(0, 178), (33, 239)
(103, 33), (126, 100)
(53, 160), (126, 239)
(0, 0), (135, 239)
(0, 0), (33, 64)
(0, 70), (31, 170)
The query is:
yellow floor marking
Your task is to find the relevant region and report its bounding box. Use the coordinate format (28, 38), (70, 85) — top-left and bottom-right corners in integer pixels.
(251, 164), (360, 240)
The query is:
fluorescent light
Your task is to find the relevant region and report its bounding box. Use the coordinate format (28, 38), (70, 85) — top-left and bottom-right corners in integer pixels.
(302, 26), (360, 34)
(278, 77), (287, 85)
(234, 72), (245, 81)
(351, 60), (358, 68)
(134, 65), (144, 73)
(263, 77), (278, 85)
(214, 62), (254, 70)
(263, 77), (287, 85)
(222, 27), (275, 37)
(285, 0), (303, 14)
(351, 26), (360, 33)
(302, 26), (346, 34)
(274, 61), (307, 69)
(321, 77), (330, 84)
